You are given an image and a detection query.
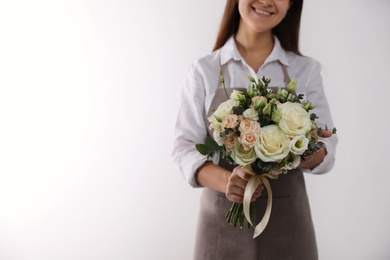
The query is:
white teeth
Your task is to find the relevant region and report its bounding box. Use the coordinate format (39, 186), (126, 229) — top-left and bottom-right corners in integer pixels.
(255, 9), (271, 15)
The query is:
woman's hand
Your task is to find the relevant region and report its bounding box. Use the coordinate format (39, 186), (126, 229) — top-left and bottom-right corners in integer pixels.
(226, 166), (263, 203)
(299, 129), (333, 169)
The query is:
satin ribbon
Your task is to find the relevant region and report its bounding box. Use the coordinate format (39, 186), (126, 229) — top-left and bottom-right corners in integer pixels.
(242, 165), (278, 239)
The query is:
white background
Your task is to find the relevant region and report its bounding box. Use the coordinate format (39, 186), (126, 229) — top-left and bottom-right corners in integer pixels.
(0, 0), (389, 259)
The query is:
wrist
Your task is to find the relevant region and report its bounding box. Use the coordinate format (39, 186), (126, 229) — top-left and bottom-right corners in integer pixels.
(195, 162), (231, 193)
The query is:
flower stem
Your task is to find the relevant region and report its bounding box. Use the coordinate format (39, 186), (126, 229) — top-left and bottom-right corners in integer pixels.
(226, 202), (257, 229)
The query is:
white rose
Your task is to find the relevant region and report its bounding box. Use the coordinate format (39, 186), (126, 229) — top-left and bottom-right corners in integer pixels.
(243, 108), (259, 121)
(208, 99), (240, 132)
(230, 142), (257, 166)
(278, 102), (312, 136)
(289, 135), (309, 155)
(254, 125), (290, 162)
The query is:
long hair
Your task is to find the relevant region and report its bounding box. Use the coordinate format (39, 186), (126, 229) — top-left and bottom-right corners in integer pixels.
(212, 0), (303, 55)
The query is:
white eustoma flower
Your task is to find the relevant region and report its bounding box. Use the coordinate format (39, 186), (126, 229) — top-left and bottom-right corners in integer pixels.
(213, 129), (224, 146)
(243, 108), (259, 121)
(283, 155), (301, 171)
(289, 135), (309, 155)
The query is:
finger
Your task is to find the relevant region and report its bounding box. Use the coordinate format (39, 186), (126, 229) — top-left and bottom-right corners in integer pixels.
(226, 185), (245, 203)
(237, 168), (252, 181)
(247, 183), (264, 202)
(227, 194), (244, 203)
(227, 185), (245, 197)
(251, 193), (261, 202)
(251, 191), (261, 200)
(252, 184), (263, 197)
(227, 186), (261, 203)
(254, 183), (264, 194)
(232, 166), (252, 181)
(320, 129), (332, 138)
(229, 174), (248, 190)
(251, 186), (264, 201)
(300, 155), (313, 168)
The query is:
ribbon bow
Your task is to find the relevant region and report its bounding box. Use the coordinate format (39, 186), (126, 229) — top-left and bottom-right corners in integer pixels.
(242, 165), (278, 238)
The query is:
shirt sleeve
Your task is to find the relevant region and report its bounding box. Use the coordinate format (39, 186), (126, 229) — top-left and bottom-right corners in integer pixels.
(301, 59), (338, 174)
(172, 61), (208, 187)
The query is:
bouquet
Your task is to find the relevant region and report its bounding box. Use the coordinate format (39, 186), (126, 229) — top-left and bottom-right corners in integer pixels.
(196, 75), (336, 238)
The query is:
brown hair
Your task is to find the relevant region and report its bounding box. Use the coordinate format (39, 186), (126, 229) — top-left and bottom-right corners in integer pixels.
(212, 0), (303, 55)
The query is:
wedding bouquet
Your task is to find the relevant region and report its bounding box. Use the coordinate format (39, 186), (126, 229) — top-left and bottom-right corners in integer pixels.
(196, 75), (336, 238)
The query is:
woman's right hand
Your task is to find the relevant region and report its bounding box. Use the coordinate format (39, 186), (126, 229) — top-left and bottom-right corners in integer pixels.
(226, 166), (263, 203)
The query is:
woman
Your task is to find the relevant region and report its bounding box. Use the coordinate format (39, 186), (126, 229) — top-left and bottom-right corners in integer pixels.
(172, 0), (338, 259)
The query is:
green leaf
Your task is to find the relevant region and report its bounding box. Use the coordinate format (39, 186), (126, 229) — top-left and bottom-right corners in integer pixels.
(317, 127), (322, 137)
(247, 75), (256, 82)
(308, 140), (316, 150)
(314, 142), (324, 149)
(195, 144), (209, 155)
(232, 106), (245, 115)
(205, 136), (222, 151)
(251, 159), (278, 174)
(222, 128), (234, 137)
(310, 113), (318, 121)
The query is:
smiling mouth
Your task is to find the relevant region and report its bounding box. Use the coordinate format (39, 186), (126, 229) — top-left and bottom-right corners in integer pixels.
(253, 8), (272, 16)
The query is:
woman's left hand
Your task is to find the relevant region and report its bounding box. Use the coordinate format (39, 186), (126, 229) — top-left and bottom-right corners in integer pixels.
(299, 129), (332, 169)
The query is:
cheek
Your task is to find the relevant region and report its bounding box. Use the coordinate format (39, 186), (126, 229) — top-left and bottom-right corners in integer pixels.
(237, 1), (254, 22)
(276, 1), (291, 18)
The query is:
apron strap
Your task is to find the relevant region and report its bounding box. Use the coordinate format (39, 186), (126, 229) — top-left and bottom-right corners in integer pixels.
(279, 61), (291, 86)
(218, 64), (225, 89)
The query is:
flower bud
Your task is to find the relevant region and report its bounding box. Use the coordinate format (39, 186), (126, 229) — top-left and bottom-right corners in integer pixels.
(220, 75), (225, 84)
(271, 108), (282, 123)
(276, 87), (282, 96)
(262, 102), (272, 115)
(251, 96), (267, 111)
(287, 78), (297, 93)
(230, 90), (245, 102)
(247, 75), (256, 83)
(302, 101), (316, 111)
(247, 84), (254, 98)
(281, 89), (289, 98)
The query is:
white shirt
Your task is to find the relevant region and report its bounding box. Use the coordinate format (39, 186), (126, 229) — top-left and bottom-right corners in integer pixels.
(172, 36), (338, 188)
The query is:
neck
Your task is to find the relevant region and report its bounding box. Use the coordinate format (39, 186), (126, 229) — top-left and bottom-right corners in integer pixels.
(234, 26), (274, 72)
(235, 29), (274, 56)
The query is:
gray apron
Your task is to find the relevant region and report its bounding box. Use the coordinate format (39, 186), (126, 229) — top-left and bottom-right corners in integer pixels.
(193, 63), (318, 260)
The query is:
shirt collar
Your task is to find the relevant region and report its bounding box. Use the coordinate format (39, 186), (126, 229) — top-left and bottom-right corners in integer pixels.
(220, 35), (290, 67)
